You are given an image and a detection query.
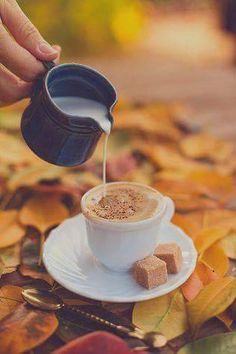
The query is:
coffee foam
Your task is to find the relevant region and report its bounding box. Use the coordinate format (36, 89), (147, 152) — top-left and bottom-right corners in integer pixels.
(84, 183), (160, 222)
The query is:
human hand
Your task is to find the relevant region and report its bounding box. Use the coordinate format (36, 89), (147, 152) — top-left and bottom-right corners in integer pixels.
(0, 0), (61, 106)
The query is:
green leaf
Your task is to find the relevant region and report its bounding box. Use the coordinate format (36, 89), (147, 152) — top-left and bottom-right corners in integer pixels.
(178, 332), (236, 354)
(132, 290), (188, 340)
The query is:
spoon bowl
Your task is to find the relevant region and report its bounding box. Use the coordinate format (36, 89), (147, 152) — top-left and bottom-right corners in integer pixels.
(22, 288), (64, 311)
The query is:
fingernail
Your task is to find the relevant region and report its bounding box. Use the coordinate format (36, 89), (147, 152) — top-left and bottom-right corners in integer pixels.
(38, 42), (58, 55)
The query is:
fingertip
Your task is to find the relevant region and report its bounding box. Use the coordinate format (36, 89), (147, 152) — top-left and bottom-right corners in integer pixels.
(52, 44), (61, 53)
(37, 41), (58, 61)
(52, 44), (61, 65)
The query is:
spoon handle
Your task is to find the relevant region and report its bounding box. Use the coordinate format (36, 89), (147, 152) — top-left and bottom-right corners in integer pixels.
(66, 305), (132, 335)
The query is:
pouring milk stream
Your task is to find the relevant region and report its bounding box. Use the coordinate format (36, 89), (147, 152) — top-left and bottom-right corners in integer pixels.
(53, 96), (111, 194)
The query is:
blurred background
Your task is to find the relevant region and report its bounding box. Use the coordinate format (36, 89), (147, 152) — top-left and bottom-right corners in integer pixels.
(2, 0), (236, 140)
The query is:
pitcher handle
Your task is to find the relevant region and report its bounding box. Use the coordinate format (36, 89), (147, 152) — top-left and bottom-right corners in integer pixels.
(42, 61), (56, 71)
(162, 197), (175, 223)
(31, 61), (56, 100)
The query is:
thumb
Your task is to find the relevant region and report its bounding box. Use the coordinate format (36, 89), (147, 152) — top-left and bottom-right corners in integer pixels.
(1, 0), (58, 61)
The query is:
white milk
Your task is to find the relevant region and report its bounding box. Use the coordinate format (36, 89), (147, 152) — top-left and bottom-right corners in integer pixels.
(53, 97), (111, 134)
(53, 96), (111, 193)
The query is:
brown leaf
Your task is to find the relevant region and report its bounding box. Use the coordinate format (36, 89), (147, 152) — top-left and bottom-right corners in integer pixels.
(0, 303), (58, 354)
(0, 258), (5, 278)
(0, 210), (25, 249)
(19, 194), (69, 234)
(217, 308), (233, 330)
(0, 285), (23, 320)
(19, 264), (54, 286)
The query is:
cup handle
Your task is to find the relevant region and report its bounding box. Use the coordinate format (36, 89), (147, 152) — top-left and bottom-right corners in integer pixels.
(162, 197), (175, 223)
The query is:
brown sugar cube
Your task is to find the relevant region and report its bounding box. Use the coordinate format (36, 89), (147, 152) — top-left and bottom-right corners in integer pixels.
(133, 256), (167, 289)
(154, 243), (183, 274)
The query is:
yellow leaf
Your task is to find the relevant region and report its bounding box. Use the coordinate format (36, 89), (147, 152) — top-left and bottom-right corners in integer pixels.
(0, 244), (20, 272)
(19, 194), (69, 234)
(140, 144), (204, 172)
(115, 109), (182, 141)
(200, 243), (229, 276)
(219, 230), (236, 259)
(187, 277), (236, 333)
(0, 132), (36, 166)
(195, 227), (228, 254)
(132, 291), (188, 340)
(0, 285), (23, 320)
(61, 171), (102, 188)
(0, 211), (25, 249)
(8, 165), (66, 191)
(180, 133), (234, 163)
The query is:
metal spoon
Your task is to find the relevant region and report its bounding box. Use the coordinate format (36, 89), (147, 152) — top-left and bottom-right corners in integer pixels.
(22, 288), (167, 349)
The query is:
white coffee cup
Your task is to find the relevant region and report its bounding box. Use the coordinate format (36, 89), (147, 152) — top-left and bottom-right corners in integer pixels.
(81, 182), (175, 272)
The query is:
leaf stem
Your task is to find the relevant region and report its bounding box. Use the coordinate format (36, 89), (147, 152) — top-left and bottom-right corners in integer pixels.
(38, 232), (45, 266)
(0, 191), (14, 210)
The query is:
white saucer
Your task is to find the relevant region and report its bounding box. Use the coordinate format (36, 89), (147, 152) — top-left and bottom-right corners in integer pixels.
(43, 214), (197, 303)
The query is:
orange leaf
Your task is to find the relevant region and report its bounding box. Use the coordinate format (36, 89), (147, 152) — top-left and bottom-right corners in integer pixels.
(0, 285), (23, 320)
(0, 303), (58, 354)
(0, 211), (25, 249)
(186, 170), (234, 200)
(181, 270), (203, 301)
(196, 261), (219, 285)
(172, 212), (205, 240)
(19, 194), (69, 234)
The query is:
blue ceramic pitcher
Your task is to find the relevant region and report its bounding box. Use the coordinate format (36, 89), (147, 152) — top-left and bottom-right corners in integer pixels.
(21, 61), (117, 167)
